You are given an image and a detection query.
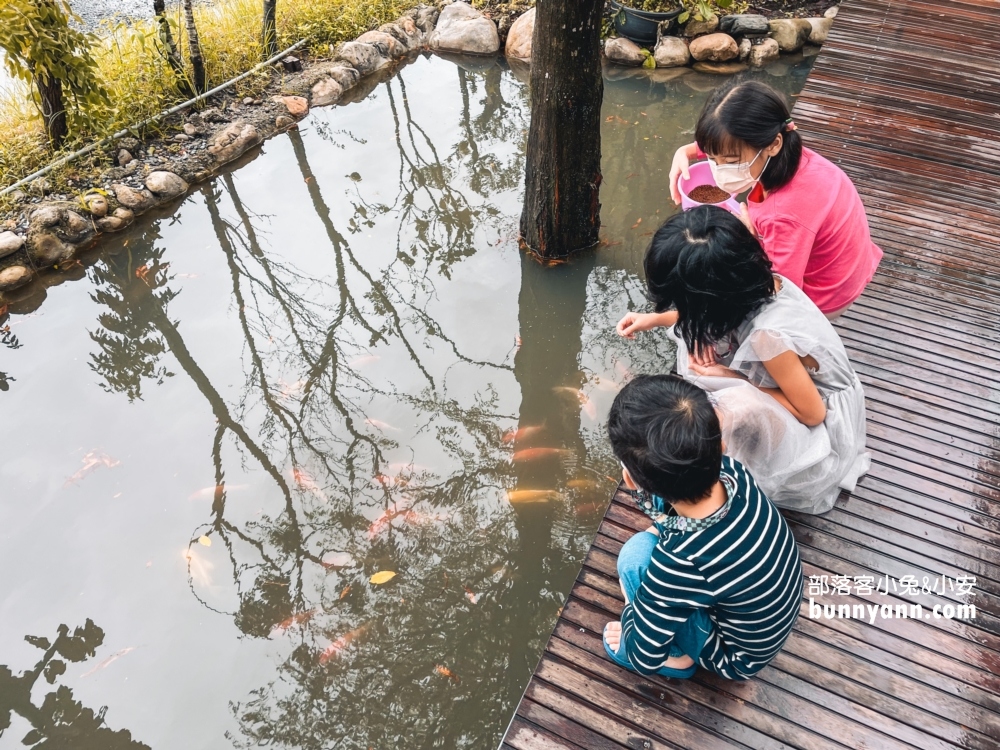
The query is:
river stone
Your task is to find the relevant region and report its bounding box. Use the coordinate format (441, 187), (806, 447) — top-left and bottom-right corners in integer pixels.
(693, 61), (748, 75)
(720, 14), (769, 36)
(689, 33), (738, 62)
(413, 4), (440, 34)
(96, 215), (124, 232)
(208, 122), (261, 164)
(312, 78), (344, 107)
(769, 19), (811, 52)
(30, 205), (63, 228)
(0, 265), (32, 291)
(604, 37), (646, 66)
(684, 15), (719, 37)
(738, 37), (751, 61)
(183, 122), (201, 137)
(274, 95), (308, 117)
(275, 115), (296, 129)
(382, 17), (422, 49)
(825, 5), (839, 18)
(429, 2), (500, 55)
(118, 149), (133, 166)
(85, 194), (108, 218)
(336, 41), (387, 76)
(29, 233), (72, 266)
(0, 231), (25, 258)
(357, 30), (401, 58)
(654, 36), (690, 67)
(323, 63), (360, 91)
(505, 7), (535, 60)
(146, 171), (188, 199)
(112, 183), (156, 211)
(749, 37), (780, 66)
(65, 211), (91, 238)
(807, 17), (833, 44)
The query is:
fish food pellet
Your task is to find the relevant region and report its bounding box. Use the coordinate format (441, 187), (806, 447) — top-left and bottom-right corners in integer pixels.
(688, 184), (732, 204)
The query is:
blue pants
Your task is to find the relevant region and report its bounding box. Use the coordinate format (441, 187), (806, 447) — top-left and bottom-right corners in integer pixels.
(606, 530), (713, 672)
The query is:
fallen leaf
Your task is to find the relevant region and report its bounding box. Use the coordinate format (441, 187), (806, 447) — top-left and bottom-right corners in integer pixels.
(369, 570), (397, 585)
(631, 218), (642, 229)
(435, 665), (460, 683)
(198, 535), (212, 547)
(339, 585), (352, 600)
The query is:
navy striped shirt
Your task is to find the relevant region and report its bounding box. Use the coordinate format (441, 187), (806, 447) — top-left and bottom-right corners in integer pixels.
(620, 456), (802, 679)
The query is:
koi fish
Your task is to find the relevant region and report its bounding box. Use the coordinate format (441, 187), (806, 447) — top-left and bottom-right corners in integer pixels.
(566, 479), (601, 491)
(81, 646), (135, 678)
(184, 549), (214, 587)
(277, 378), (307, 400)
(292, 467), (327, 501)
(463, 587), (481, 604)
(348, 354), (381, 368)
(507, 489), (564, 503)
(271, 609), (317, 635)
(367, 501), (413, 538)
(502, 424), (545, 444)
(511, 447), (571, 462)
(591, 378), (622, 394)
(435, 664), (460, 683)
(552, 386), (587, 402)
(373, 474), (409, 488)
(581, 397), (598, 420)
(64, 451), (121, 487)
(188, 483), (248, 501)
(365, 418), (400, 432)
(319, 624), (369, 664)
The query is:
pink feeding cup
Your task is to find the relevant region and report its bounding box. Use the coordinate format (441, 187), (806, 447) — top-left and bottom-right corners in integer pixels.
(678, 161), (742, 215)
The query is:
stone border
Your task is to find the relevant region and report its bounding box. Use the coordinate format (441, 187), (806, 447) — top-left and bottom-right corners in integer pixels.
(0, 4), (445, 296)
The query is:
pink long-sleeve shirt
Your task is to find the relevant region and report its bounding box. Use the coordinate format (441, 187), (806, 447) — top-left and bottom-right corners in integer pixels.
(746, 147), (882, 314)
(694, 145), (883, 314)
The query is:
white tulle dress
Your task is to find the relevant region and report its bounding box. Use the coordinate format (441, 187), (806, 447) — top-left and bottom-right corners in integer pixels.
(674, 276), (870, 515)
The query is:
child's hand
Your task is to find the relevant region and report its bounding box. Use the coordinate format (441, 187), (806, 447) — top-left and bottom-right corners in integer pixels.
(604, 621), (622, 651)
(669, 143), (696, 205)
(689, 361), (742, 379)
(616, 312), (660, 339)
(690, 344), (717, 367)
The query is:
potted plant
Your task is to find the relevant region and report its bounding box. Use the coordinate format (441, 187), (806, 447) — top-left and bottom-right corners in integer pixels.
(608, 0), (733, 46)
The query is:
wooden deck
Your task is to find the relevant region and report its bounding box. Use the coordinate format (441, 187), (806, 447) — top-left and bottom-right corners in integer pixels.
(501, 0), (1000, 747)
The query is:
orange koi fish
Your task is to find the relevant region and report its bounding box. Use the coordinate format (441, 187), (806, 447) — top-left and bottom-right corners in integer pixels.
(367, 501), (414, 538)
(319, 624), (369, 664)
(64, 451), (121, 487)
(292, 467), (327, 501)
(502, 424), (545, 444)
(81, 646), (135, 678)
(511, 447), (571, 462)
(507, 489), (563, 504)
(365, 418), (400, 432)
(435, 664), (460, 683)
(271, 609), (317, 635)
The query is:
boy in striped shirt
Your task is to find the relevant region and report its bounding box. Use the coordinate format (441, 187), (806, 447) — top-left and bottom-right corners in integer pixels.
(603, 374), (802, 680)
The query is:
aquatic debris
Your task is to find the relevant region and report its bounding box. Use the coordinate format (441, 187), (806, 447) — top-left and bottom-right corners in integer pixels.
(81, 646), (135, 678)
(271, 609), (316, 635)
(502, 424), (545, 445)
(339, 585), (352, 600)
(64, 450), (121, 487)
(463, 586), (481, 605)
(434, 665), (460, 683)
(507, 489), (564, 504)
(135, 264), (151, 284)
(198, 535), (212, 547)
(318, 624), (369, 664)
(369, 570), (397, 585)
(511, 447), (571, 463)
(321, 551), (354, 568)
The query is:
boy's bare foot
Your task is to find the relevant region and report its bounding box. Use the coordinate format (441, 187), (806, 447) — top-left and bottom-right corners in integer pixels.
(604, 621), (695, 669)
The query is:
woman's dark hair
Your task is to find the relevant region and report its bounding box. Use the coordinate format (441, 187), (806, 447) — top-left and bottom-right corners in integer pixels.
(695, 79), (803, 192)
(645, 206), (774, 353)
(608, 374), (722, 503)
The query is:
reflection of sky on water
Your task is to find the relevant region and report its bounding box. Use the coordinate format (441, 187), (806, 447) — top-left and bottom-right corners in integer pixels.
(0, 54), (814, 749)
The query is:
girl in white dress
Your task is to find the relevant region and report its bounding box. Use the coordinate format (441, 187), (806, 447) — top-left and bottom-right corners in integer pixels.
(616, 206), (870, 514)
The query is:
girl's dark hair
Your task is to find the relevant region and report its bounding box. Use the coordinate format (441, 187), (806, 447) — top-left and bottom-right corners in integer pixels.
(608, 374), (721, 503)
(645, 206), (774, 353)
(695, 79), (802, 192)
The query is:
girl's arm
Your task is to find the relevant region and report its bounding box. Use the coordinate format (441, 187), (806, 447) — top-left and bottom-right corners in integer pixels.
(759, 350), (826, 426)
(616, 310), (679, 339)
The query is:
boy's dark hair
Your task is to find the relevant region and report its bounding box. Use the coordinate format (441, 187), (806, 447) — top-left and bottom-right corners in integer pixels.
(608, 374), (722, 503)
(695, 79), (802, 192)
(645, 205), (774, 354)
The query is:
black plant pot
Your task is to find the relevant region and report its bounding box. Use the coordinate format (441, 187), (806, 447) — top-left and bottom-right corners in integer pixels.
(609, 0), (684, 46)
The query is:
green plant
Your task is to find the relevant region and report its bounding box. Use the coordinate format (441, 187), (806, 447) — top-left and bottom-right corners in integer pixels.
(0, 0), (110, 149)
(677, 0), (733, 24)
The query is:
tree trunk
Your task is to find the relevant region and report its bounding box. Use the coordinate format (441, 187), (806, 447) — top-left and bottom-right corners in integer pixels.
(183, 0), (206, 94)
(36, 73), (67, 150)
(519, 0), (604, 259)
(262, 0), (277, 59)
(154, 0), (193, 97)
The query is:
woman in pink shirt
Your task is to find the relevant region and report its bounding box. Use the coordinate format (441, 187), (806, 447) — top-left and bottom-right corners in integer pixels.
(669, 80), (882, 318)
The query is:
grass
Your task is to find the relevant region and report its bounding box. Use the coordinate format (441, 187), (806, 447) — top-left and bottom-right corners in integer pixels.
(0, 0), (413, 195)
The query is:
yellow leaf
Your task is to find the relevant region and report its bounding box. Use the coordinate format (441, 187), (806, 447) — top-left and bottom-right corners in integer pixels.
(198, 535), (211, 546)
(369, 570), (397, 585)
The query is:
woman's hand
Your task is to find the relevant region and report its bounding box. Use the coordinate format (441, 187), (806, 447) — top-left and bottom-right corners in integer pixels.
(616, 311), (675, 339)
(669, 142), (699, 205)
(689, 361), (743, 379)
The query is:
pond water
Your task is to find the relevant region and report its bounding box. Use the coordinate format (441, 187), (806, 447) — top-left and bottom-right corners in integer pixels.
(0, 53), (814, 749)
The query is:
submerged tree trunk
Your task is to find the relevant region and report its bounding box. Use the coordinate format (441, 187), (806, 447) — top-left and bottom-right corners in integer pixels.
(519, 0), (604, 258)
(36, 73), (67, 150)
(154, 0), (193, 97)
(262, 0), (277, 58)
(183, 0), (206, 94)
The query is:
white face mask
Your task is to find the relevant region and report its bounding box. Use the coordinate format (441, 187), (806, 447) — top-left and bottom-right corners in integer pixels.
(708, 149), (769, 195)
